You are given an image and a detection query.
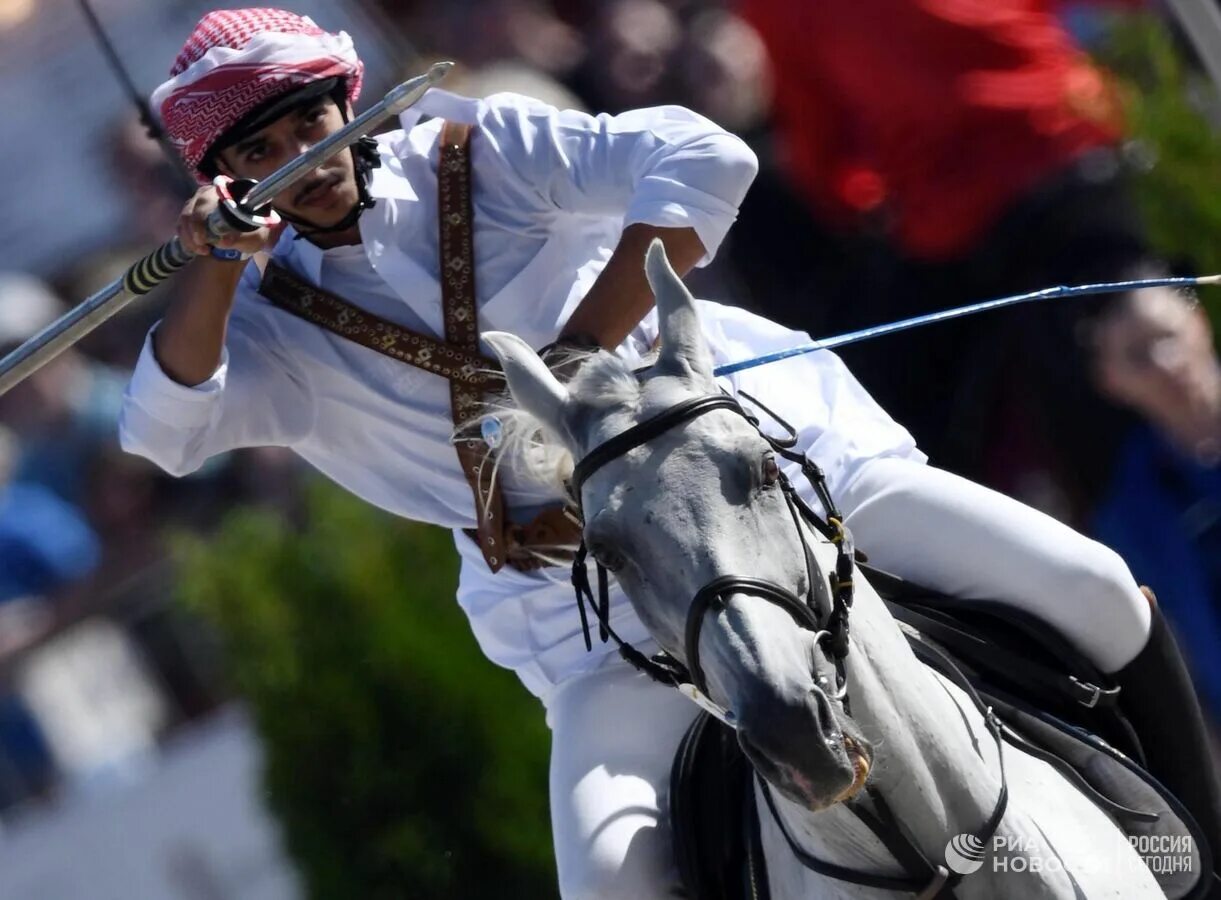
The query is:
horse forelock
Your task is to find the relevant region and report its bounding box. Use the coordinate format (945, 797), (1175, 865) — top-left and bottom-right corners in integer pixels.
(460, 349), (657, 498)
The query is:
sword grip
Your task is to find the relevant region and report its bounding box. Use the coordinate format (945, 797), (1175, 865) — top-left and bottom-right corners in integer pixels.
(122, 239), (195, 294)
(204, 176), (279, 242)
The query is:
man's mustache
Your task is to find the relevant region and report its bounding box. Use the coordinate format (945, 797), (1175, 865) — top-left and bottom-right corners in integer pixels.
(295, 172), (341, 204)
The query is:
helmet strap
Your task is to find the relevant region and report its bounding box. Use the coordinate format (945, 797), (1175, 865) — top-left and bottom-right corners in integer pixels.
(287, 135), (380, 241)
(285, 87), (382, 241)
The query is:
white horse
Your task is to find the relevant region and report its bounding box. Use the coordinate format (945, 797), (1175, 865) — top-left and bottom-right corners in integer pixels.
(484, 242), (1179, 899)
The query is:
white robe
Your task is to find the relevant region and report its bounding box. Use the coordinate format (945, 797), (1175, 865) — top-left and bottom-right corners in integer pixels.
(118, 89), (922, 700)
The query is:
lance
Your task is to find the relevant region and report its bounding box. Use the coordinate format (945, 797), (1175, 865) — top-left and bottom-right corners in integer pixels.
(475, 272), (1220, 450)
(75, 0), (195, 195)
(0, 61), (453, 397)
(712, 273), (1221, 378)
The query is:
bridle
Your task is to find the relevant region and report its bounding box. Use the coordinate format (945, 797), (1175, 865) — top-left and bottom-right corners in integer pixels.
(566, 391), (856, 720)
(563, 387), (1011, 900)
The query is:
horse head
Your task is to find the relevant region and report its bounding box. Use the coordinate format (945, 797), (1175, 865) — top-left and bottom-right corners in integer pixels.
(485, 240), (872, 811)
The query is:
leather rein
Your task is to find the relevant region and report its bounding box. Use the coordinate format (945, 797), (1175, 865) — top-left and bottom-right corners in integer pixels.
(563, 388), (1011, 899)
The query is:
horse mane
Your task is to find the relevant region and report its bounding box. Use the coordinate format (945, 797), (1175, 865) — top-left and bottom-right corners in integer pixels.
(456, 346), (655, 499)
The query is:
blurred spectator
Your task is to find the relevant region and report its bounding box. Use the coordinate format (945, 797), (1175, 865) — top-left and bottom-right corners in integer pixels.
(16, 618), (168, 791)
(0, 423), (99, 605)
(736, 0), (1158, 518)
(567, 0), (683, 111)
(673, 7), (773, 136)
(405, 0), (584, 79)
(0, 691), (54, 811)
(1084, 285), (1221, 723)
(0, 273), (127, 506)
(106, 113), (193, 246)
(0, 419), (92, 813)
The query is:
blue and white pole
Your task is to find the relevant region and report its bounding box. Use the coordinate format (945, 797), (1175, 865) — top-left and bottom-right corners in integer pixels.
(713, 274), (1221, 378)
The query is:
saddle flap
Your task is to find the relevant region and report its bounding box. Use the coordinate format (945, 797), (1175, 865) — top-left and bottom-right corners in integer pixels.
(981, 687), (1209, 899)
(670, 712), (769, 900)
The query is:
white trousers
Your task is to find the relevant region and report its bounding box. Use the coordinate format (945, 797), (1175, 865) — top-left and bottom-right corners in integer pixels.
(544, 457), (1153, 899)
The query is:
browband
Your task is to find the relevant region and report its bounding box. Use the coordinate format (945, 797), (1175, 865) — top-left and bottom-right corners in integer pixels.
(571, 395), (745, 499)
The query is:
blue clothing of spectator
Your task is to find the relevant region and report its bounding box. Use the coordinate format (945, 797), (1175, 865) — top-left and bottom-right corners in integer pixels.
(0, 481), (100, 602)
(1092, 424), (1221, 721)
(13, 365), (127, 505)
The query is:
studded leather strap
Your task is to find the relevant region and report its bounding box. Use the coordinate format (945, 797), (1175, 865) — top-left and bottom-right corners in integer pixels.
(258, 121), (581, 572)
(437, 121), (513, 572)
(259, 263), (501, 389)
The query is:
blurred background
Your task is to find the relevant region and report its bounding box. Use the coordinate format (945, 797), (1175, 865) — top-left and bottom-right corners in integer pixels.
(0, 0), (1220, 897)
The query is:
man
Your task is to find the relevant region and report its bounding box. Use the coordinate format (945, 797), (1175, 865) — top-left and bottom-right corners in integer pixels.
(120, 9), (1218, 896)
(1086, 283), (1221, 736)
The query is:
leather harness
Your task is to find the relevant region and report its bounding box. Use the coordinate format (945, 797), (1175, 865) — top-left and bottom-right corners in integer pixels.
(257, 120), (580, 573)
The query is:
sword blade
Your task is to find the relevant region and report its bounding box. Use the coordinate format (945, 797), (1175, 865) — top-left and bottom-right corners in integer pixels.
(0, 62), (453, 397)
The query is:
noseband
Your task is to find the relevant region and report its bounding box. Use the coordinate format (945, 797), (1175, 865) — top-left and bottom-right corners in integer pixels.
(566, 391), (857, 720)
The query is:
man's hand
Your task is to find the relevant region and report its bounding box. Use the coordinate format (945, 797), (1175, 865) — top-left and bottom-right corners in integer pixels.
(177, 182), (281, 259)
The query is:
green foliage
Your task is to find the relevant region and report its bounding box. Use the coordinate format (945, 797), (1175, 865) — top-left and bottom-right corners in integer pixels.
(1096, 12), (1221, 330)
(176, 479), (557, 900)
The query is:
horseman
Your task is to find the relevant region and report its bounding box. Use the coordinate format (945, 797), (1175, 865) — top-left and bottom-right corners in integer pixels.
(120, 8), (1220, 897)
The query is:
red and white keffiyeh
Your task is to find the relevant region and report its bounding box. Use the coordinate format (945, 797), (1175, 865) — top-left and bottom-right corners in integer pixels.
(152, 8), (364, 179)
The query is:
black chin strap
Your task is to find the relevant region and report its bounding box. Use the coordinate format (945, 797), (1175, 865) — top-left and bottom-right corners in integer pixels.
(288, 133), (381, 240)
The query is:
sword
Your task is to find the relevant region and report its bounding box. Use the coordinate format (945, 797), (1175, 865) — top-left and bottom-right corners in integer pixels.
(0, 61), (453, 397)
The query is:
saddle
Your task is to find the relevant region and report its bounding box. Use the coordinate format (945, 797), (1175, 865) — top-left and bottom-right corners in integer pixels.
(671, 564), (1210, 900)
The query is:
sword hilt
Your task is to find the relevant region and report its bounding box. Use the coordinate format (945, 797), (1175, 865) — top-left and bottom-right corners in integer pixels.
(207, 176), (279, 240)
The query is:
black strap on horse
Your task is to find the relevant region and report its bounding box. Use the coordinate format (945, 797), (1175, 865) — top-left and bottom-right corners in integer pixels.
(754, 632), (1012, 899)
(567, 391), (855, 707)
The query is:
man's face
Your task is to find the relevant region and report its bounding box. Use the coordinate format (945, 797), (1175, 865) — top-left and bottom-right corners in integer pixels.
(217, 95), (359, 228)
(1091, 289), (1220, 425)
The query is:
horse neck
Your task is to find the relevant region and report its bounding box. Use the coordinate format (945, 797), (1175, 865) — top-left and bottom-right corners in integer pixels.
(774, 562), (1006, 878)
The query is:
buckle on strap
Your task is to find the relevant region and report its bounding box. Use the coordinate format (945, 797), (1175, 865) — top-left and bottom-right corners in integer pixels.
(915, 865), (952, 900)
(1069, 675), (1121, 709)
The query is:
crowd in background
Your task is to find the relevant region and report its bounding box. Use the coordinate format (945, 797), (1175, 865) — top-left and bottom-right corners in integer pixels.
(0, 0), (1219, 821)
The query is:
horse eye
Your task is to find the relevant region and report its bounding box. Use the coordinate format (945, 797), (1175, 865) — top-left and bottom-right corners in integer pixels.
(589, 543), (625, 572)
(762, 454), (780, 486)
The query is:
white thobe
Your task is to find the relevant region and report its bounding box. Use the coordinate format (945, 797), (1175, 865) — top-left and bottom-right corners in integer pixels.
(118, 90), (923, 700)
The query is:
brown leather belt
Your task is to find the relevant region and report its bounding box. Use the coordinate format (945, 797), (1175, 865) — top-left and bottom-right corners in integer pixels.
(258, 119), (580, 573)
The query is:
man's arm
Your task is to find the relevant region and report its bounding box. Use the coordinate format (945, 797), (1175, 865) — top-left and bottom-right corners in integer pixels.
(478, 95), (759, 348)
(153, 184), (279, 384)
(120, 185), (312, 476)
(155, 256), (247, 385)
(559, 223), (705, 349)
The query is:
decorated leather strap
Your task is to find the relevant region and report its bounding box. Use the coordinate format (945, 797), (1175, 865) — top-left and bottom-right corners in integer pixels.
(258, 121), (581, 573)
(259, 263), (501, 389)
(437, 120), (513, 572)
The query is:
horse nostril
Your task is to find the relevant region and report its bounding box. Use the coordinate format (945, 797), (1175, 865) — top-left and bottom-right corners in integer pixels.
(810, 687), (840, 744)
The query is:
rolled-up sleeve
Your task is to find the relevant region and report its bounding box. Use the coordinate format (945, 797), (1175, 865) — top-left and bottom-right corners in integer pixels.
(119, 280), (315, 477)
(477, 93), (759, 265)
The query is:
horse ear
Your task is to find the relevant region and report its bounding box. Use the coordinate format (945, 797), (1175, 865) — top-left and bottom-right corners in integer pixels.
(483, 331), (574, 440)
(646, 239), (713, 381)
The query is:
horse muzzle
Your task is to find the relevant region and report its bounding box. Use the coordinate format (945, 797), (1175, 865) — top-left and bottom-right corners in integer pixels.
(736, 683), (873, 811)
